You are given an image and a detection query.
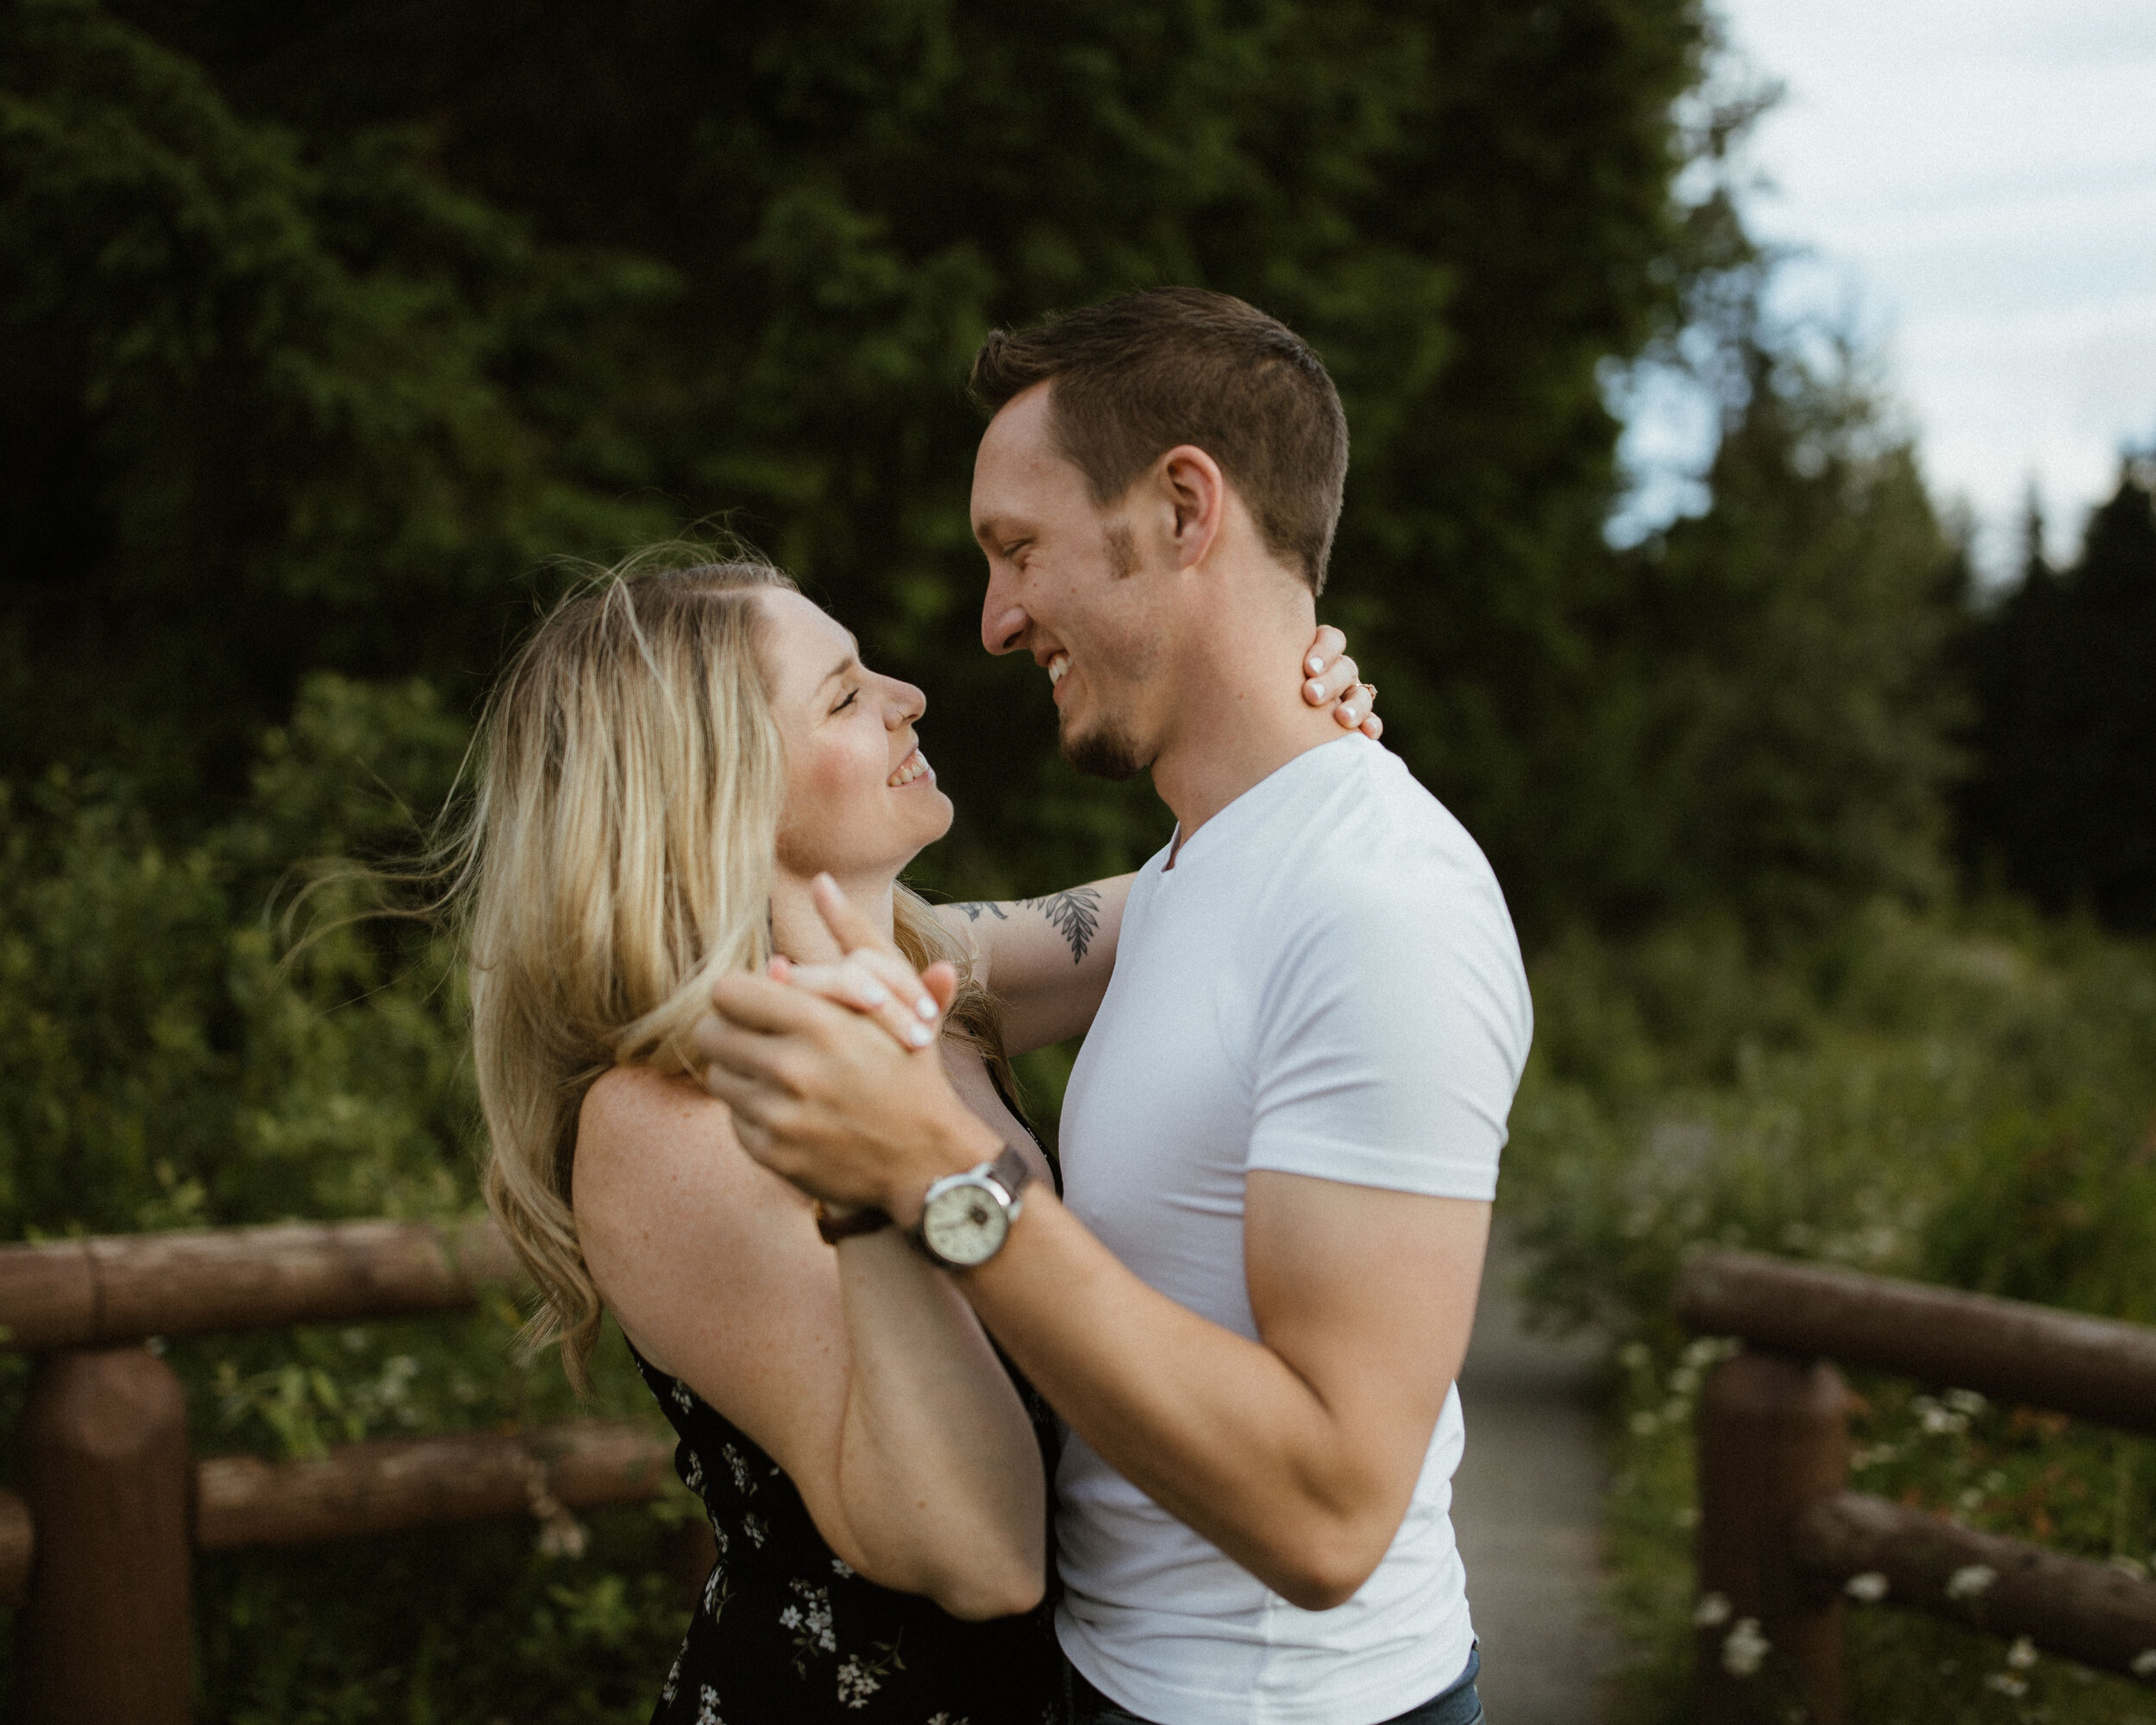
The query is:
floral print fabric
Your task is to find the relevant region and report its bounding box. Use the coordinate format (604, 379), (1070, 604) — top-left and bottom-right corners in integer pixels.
(635, 1343), (1063, 1725)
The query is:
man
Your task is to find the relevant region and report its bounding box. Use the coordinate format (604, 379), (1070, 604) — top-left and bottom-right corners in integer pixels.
(699, 288), (1532, 1725)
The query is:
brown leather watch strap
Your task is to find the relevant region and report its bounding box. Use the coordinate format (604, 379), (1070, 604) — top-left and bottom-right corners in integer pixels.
(814, 1202), (893, 1245)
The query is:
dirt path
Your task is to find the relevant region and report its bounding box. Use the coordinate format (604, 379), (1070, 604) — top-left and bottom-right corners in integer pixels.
(1451, 1232), (1619, 1722)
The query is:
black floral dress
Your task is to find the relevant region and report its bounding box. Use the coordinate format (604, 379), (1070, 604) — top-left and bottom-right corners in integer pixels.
(637, 1110), (1064, 1724)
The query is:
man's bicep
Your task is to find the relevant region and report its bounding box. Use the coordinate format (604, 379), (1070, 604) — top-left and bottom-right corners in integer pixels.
(1244, 1174), (1489, 1461)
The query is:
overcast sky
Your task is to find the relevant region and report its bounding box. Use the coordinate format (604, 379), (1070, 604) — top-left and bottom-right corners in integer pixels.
(1616, 0), (2156, 578)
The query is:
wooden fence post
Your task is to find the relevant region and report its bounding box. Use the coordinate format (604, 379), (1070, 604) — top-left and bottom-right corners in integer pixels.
(1695, 1349), (1850, 1725)
(13, 1347), (192, 1725)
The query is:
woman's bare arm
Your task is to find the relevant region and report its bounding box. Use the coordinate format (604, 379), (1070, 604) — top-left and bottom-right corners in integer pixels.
(931, 624), (1380, 1056)
(936, 876), (1134, 1055)
(572, 1064), (1045, 1620)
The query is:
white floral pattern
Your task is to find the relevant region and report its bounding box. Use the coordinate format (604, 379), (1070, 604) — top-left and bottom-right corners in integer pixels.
(629, 1195), (1062, 1724)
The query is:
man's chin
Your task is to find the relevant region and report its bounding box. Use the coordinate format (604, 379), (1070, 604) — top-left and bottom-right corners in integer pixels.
(1059, 715), (1149, 783)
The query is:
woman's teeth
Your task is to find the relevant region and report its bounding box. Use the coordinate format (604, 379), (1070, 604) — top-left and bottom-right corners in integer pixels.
(887, 749), (931, 787)
(1048, 653), (1070, 687)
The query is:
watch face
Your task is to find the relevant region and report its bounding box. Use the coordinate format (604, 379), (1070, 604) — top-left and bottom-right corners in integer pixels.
(920, 1176), (1010, 1267)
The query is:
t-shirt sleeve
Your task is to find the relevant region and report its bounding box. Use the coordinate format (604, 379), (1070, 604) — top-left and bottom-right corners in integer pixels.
(1244, 854), (1532, 1201)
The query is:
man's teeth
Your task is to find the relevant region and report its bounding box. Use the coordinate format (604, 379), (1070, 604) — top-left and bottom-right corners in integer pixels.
(1048, 653), (1070, 687)
(888, 750), (931, 787)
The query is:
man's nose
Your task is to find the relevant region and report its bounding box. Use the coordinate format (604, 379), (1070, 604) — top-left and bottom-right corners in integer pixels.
(981, 570), (1028, 656)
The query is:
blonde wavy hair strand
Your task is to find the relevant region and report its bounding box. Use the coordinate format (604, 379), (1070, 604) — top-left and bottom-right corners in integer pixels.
(451, 551), (1006, 1390)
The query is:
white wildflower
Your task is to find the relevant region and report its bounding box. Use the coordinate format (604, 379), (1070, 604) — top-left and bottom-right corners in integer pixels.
(1984, 1673), (2028, 1697)
(2008, 1637), (2037, 1671)
(1721, 1617), (1770, 1677)
(2131, 1648), (2156, 1679)
(1946, 1564), (1997, 1600)
(831, 1557), (856, 1578)
(1693, 1590), (1733, 1628)
(1944, 1388), (1987, 1416)
(1845, 1571), (1890, 1603)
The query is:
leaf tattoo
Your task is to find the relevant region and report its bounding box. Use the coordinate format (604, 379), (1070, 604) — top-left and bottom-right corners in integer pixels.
(952, 900), (1008, 922)
(1020, 886), (1102, 964)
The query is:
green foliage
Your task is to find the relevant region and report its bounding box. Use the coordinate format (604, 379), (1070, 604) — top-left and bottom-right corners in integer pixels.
(1959, 461), (2156, 932)
(0, 678), (693, 1718)
(1502, 912), (2156, 1721)
(0, 0), (2059, 1714)
(8, 0), (1967, 938)
(0, 0), (674, 807)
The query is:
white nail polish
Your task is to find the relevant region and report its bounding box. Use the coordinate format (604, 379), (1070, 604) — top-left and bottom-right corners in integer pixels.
(907, 1023), (934, 1047)
(861, 981), (890, 1005)
(915, 997), (938, 1020)
(1307, 657), (1325, 674)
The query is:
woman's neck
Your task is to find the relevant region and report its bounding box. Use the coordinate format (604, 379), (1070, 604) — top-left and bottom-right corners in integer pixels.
(769, 866), (899, 963)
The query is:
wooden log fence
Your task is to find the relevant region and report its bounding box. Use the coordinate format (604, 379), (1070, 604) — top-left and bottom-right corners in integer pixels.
(0, 1219), (699, 1725)
(1679, 1249), (2156, 1723)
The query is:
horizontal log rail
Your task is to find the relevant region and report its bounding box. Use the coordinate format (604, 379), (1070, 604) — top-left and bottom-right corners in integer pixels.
(1796, 1490), (2156, 1679)
(1675, 1248), (2156, 1434)
(0, 1218), (523, 1352)
(0, 1416), (675, 1609)
(1677, 1251), (2156, 1723)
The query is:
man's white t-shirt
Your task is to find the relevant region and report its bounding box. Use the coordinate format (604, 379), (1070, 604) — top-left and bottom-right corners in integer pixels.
(1053, 732), (1532, 1725)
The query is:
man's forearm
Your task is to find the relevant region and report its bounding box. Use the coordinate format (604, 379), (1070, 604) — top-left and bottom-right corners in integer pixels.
(955, 1190), (1422, 1611)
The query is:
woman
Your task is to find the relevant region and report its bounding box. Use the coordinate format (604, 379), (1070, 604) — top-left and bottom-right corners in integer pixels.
(466, 552), (1378, 1722)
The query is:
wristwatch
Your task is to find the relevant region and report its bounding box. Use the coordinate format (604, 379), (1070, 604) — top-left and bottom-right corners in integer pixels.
(912, 1145), (1033, 1269)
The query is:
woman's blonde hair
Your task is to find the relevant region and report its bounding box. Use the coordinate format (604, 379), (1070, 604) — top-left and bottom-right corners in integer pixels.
(459, 551), (1007, 1389)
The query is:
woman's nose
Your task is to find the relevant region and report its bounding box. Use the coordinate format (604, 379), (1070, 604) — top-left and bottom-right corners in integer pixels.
(887, 678), (927, 724)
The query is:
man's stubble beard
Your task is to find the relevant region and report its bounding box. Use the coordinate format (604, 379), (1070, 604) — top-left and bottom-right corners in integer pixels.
(1059, 711), (1149, 782)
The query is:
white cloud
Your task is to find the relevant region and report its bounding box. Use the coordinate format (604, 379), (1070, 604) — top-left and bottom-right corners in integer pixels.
(1620, 0), (2156, 574)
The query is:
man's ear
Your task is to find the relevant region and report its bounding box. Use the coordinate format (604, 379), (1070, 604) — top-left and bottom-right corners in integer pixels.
(1156, 444), (1226, 573)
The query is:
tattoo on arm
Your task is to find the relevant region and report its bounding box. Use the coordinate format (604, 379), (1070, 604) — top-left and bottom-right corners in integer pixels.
(953, 901), (1008, 923)
(1018, 887), (1103, 964)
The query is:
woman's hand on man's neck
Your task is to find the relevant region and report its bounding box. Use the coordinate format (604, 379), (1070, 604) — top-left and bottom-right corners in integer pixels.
(769, 866), (899, 963)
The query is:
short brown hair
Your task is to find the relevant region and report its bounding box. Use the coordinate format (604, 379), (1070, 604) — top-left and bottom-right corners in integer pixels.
(968, 288), (1349, 594)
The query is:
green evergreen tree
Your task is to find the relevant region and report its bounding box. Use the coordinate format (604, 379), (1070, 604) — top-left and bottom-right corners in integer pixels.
(1959, 457), (2156, 929)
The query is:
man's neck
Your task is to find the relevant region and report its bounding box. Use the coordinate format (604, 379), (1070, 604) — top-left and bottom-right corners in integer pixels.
(1149, 599), (1355, 843)
(769, 866), (898, 963)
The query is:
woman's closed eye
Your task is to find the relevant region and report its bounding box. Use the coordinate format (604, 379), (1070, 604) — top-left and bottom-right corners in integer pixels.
(830, 687), (859, 715)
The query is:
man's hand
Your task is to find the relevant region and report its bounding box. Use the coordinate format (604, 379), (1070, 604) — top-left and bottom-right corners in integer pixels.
(695, 876), (1000, 1222)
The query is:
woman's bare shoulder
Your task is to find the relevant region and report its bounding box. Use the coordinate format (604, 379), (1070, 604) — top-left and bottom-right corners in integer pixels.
(572, 1065), (765, 1238)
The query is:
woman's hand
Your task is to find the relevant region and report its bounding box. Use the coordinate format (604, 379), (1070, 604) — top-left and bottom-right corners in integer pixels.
(1301, 624), (1382, 740)
(768, 878), (954, 1054)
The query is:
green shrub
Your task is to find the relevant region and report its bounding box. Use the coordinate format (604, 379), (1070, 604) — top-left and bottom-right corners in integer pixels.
(1501, 909), (2156, 1722)
(0, 674), (692, 1720)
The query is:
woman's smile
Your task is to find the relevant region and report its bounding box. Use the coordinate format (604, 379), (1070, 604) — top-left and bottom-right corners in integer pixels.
(887, 745), (934, 788)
